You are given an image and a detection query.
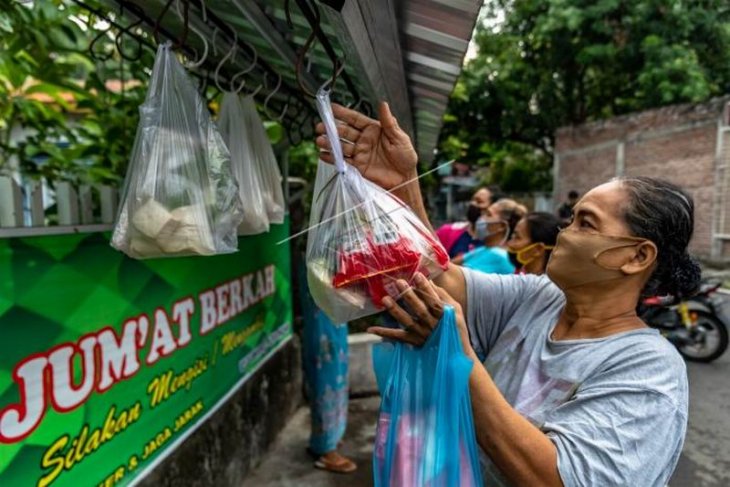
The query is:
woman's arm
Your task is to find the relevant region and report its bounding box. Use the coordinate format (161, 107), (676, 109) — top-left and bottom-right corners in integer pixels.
(464, 347), (563, 486)
(370, 278), (563, 486)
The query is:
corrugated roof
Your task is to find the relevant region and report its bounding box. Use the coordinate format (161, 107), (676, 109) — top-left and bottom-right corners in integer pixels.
(399, 0), (482, 162)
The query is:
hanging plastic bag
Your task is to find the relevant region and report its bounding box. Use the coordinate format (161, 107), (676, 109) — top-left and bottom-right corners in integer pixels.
(305, 88), (448, 323)
(235, 94), (286, 224)
(111, 42), (243, 258)
(218, 92), (270, 235)
(373, 306), (483, 487)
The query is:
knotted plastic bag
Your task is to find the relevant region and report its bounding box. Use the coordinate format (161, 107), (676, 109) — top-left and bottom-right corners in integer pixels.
(218, 93), (270, 235)
(111, 42), (243, 259)
(306, 88), (448, 323)
(225, 93), (285, 225)
(373, 306), (483, 487)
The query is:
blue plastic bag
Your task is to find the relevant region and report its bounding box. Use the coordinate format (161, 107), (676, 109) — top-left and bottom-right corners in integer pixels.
(373, 305), (484, 486)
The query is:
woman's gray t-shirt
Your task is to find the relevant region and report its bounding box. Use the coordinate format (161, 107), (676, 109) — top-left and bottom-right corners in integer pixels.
(463, 268), (688, 487)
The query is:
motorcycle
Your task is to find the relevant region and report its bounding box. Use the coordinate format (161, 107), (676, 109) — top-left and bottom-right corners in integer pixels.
(639, 280), (729, 362)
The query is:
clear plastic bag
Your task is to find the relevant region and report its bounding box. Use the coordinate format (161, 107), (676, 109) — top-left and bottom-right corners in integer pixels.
(373, 306), (483, 487)
(234, 94), (285, 224)
(218, 93), (270, 235)
(305, 88), (449, 323)
(111, 42), (243, 258)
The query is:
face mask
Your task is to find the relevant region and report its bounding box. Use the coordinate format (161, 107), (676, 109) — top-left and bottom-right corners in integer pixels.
(507, 242), (553, 267)
(546, 228), (647, 290)
(475, 218), (506, 242)
(475, 218), (488, 239)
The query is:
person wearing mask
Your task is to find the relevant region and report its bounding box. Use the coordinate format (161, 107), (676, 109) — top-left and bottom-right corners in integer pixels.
(471, 187), (494, 210)
(557, 190), (579, 222)
(455, 199), (526, 275)
(316, 102), (695, 487)
(506, 212), (565, 275)
(436, 187), (493, 258)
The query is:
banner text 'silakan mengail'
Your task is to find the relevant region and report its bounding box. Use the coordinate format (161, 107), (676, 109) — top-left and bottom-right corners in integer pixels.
(0, 222), (293, 487)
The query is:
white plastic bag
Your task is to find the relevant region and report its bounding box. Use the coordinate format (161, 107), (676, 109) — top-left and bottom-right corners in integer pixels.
(219, 93), (270, 235)
(111, 42), (243, 258)
(305, 89), (449, 323)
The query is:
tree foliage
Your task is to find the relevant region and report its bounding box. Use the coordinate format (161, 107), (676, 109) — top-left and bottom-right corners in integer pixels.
(0, 0), (156, 184)
(438, 0), (730, 192)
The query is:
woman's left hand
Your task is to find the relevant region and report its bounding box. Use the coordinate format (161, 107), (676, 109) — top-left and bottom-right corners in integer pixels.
(367, 273), (469, 348)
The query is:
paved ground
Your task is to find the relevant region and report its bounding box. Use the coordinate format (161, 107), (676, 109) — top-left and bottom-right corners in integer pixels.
(241, 397), (377, 487)
(670, 294), (730, 487)
(245, 299), (730, 487)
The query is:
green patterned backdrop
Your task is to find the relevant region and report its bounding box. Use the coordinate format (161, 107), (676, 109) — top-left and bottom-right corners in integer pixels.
(0, 222), (292, 487)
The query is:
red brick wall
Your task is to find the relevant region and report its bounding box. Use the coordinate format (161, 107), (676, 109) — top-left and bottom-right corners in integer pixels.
(555, 97), (730, 259)
(557, 147), (617, 199)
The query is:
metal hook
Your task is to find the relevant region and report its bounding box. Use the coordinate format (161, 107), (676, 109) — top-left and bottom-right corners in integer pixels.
(276, 93), (291, 123)
(293, 0), (345, 98)
(88, 18), (114, 62)
(263, 72), (283, 119)
(230, 42), (259, 93)
(346, 96), (362, 111)
(175, 0), (208, 68)
(114, 16), (145, 62)
(211, 27), (219, 56)
(214, 32), (237, 93)
(295, 30), (317, 98)
(322, 59), (346, 93)
(153, 0), (176, 44)
(243, 72), (266, 98)
(250, 82), (264, 97)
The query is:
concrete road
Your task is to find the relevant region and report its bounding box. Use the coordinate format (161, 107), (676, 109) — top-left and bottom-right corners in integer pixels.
(670, 295), (730, 486)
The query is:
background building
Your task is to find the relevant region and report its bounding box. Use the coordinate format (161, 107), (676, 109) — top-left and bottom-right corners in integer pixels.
(554, 96), (730, 261)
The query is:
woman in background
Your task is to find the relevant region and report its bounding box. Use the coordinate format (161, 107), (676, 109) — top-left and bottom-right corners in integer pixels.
(291, 201), (356, 474)
(456, 198), (526, 275)
(436, 187), (494, 258)
(506, 212), (564, 275)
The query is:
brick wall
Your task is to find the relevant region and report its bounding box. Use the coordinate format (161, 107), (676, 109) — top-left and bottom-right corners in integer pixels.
(554, 96), (730, 259)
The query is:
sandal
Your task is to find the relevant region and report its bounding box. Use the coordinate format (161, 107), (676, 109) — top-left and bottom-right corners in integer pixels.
(313, 452), (357, 474)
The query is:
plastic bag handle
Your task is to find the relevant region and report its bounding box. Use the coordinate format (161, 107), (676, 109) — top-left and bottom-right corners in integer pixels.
(316, 88), (347, 174)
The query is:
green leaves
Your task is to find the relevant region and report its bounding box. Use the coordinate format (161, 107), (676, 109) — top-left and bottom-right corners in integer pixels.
(437, 0), (730, 192)
(0, 0), (149, 184)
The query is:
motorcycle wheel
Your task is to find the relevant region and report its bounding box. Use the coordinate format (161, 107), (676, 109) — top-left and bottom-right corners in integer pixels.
(677, 310), (729, 363)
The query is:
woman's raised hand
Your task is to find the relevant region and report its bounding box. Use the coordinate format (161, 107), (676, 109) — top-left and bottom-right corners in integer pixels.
(367, 273), (470, 348)
(315, 101), (418, 191)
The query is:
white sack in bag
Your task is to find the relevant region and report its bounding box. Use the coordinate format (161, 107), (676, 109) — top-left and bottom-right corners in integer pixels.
(218, 92), (270, 235)
(111, 42), (243, 258)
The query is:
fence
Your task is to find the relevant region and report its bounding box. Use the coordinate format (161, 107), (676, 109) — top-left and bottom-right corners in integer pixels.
(0, 172), (305, 238)
(0, 176), (118, 236)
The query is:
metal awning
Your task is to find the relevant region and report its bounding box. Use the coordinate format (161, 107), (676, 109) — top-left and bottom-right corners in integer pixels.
(84, 0), (482, 164)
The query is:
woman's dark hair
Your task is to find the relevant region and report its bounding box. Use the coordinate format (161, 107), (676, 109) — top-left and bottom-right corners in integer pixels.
(466, 203), (483, 225)
(618, 176), (701, 297)
(525, 212), (565, 264)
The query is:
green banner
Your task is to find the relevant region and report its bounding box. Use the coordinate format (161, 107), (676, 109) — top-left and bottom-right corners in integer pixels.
(0, 222), (292, 487)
